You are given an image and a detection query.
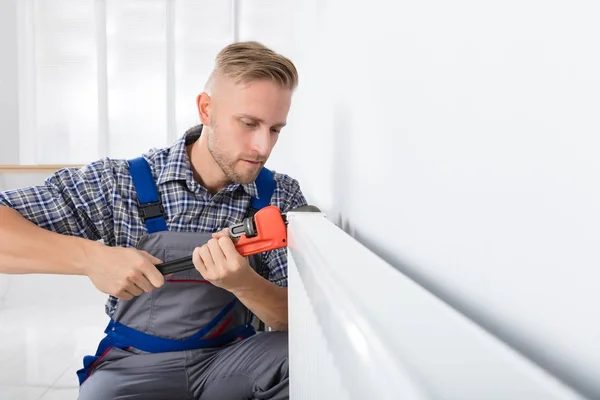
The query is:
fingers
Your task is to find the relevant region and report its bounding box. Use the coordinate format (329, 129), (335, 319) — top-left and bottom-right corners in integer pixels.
(93, 248), (167, 301)
(116, 289), (135, 300)
(144, 268), (165, 288)
(119, 262), (159, 299)
(131, 274), (155, 293)
(126, 283), (144, 297)
(198, 245), (215, 272)
(217, 235), (243, 262)
(119, 272), (145, 298)
(211, 228), (229, 239)
(193, 239), (230, 281)
(138, 250), (165, 288)
(114, 275), (147, 300)
(187, 235), (250, 291)
(139, 250), (163, 265)
(207, 238), (227, 266)
(193, 246), (208, 277)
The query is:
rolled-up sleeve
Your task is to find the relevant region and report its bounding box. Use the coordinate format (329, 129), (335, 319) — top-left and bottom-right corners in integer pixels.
(0, 158), (116, 242)
(263, 175), (308, 287)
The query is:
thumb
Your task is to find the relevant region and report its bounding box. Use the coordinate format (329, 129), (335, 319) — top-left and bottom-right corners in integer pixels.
(138, 251), (165, 288)
(139, 250), (163, 265)
(212, 228), (230, 239)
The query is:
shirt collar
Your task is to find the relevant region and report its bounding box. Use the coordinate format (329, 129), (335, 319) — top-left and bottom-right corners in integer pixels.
(157, 125), (260, 198)
(155, 126), (196, 186)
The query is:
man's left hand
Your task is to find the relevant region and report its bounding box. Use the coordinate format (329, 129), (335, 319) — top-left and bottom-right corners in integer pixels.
(192, 228), (256, 293)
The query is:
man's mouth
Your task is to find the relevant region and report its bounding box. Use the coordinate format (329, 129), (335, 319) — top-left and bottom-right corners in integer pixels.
(242, 160), (262, 166)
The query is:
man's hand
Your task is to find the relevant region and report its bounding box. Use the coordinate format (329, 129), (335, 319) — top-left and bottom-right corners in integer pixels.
(84, 244), (165, 300)
(194, 228), (289, 330)
(192, 228), (256, 293)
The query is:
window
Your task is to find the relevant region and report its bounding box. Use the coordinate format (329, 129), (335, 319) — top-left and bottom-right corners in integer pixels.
(16, 0), (249, 164)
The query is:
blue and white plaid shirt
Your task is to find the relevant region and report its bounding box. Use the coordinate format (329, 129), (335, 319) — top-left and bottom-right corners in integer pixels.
(0, 125), (307, 316)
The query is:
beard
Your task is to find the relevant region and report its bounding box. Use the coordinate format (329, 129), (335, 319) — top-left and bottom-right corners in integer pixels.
(206, 122), (264, 184)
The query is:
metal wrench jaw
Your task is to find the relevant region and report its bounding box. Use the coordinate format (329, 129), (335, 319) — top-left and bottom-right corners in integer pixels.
(229, 217), (257, 239)
(228, 205), (319, 242)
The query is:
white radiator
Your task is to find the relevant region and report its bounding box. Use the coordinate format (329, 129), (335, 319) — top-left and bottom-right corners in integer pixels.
(286, 211), (584, 400)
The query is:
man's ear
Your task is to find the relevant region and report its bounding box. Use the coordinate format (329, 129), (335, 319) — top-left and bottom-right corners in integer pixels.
(196, 92), (211, 126)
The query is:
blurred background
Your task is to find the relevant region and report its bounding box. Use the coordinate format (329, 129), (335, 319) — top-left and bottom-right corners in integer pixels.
(1, 0), (599, 399)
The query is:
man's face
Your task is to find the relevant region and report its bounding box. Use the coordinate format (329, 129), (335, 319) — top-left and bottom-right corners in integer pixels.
(202, 78), (292, 184)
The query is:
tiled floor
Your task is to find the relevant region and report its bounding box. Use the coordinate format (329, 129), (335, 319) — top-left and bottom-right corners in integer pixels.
(0, 299), (108, 399)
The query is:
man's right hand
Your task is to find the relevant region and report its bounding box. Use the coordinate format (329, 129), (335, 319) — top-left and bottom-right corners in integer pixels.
(84, 244), (165, 300)
(0, 206), (165, 299)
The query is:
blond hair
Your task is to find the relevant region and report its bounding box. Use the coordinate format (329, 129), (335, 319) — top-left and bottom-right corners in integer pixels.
(205, 41), (298, 92)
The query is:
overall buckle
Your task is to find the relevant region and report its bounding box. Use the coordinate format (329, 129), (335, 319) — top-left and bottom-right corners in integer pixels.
(138, 200), (165, 222)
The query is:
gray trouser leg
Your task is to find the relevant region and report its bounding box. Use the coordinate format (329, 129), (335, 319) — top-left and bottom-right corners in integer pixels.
(77, 348), (189, 400)
(191, 331), (289, 400)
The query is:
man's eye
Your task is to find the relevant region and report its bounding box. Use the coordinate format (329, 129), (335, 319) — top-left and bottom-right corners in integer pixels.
(244, 122), (257, 128)
(271, 128), (280, 134)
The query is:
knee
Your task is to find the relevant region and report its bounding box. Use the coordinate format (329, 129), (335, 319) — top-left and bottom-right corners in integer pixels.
(262, 331), (289, 363)
(252, 334), (289, 398)
(268, 331), (288, 350)
(262, 331), (289, 378)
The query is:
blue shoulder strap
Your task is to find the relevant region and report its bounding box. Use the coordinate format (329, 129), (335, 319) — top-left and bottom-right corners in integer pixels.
(250, 167), (276, 210)
(127, 157), (168, 233)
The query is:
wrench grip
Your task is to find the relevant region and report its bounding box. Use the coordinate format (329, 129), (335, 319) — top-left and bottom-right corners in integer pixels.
(154, 205), (288, 276)
(156, 255), (194, 275)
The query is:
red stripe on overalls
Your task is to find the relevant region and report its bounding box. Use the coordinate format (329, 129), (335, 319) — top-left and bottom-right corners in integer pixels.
(87, 346), (114, 378)
(206, 315), (234, 339)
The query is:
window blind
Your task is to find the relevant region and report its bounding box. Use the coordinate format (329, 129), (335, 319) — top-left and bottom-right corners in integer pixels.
(18, 0), (234, 164)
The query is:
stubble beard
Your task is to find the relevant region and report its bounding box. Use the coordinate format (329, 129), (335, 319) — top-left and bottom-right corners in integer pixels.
(207, 122), (261, 185)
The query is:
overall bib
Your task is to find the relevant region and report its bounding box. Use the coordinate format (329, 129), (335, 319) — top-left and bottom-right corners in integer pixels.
(76, 157), (289, 400)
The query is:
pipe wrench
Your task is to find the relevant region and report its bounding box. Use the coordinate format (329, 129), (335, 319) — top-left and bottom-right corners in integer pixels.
(155, 205), (319, 275)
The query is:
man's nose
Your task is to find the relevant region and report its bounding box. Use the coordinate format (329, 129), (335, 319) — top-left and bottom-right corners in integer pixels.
(251, 129), (271, 156)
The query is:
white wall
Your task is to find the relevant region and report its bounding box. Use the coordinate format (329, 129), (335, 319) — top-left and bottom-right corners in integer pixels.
(0, 0), (20, 311)
(0, 0), (19, 163)
(267, 1), (600, 398)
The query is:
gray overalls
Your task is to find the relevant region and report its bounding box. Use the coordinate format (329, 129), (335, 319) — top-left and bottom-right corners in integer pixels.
(76, 157), (289, 399)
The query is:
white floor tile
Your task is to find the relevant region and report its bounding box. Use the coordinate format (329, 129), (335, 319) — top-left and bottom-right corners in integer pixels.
(51, 360), (85, 389)
(39, 387), (80, 400)
(0, 385), (47, 400)
(0, 304), (108, 391)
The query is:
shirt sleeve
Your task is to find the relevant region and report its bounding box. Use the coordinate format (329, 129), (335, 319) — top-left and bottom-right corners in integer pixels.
(0, 158), (116, 243)
(262, 174), (308, 287)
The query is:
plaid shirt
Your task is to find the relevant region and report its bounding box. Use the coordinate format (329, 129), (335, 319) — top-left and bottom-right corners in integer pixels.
(0, 125), (307, 316)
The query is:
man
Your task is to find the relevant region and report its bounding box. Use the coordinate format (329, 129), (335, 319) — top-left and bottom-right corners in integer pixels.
(0, 41), (306, 399)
